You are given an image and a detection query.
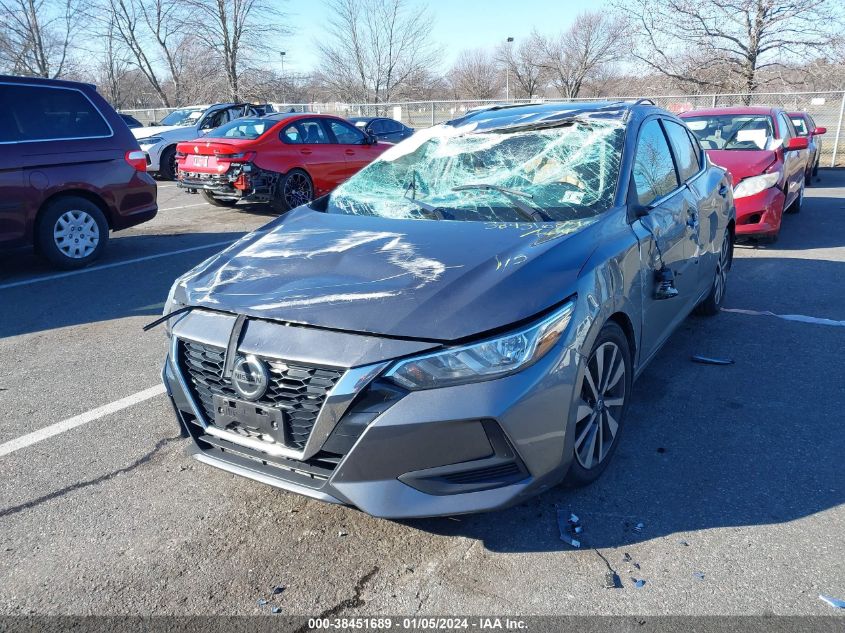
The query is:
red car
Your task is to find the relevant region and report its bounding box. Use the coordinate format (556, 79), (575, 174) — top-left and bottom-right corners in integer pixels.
(680, 107), (808, 241)
(0, 75), (157, 269)
(789, 112), (826, 185)
(176, 113), (389, 211)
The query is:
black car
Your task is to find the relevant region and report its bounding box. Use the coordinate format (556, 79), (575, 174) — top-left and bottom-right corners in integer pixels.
(120, 113), (144, 129)
(349, 117), (414, 143)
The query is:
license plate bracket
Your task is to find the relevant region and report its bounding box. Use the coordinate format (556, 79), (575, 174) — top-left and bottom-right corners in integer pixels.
(212, 395), (286, 444)
(193, 155), (209, 167)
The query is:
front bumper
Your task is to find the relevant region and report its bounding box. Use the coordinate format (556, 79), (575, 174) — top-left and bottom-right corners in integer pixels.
(138, 145), (162, 172)
(162, 308), (582, 518)
(735, 186), (785, 237)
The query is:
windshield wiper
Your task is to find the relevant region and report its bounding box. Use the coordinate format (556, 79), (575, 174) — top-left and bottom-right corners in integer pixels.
(452, 184), (552, 222)
(404, 170), (444, 220)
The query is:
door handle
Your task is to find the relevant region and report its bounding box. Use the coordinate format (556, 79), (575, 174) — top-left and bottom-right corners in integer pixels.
(718, 184), (729, 197)
(344, 149), (355, 156)
(686, 207), (699, 229)
(300, 149), (312, 155)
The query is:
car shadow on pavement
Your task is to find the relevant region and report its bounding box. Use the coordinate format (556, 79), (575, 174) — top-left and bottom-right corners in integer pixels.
(404, 255), (845, 553)
(0, 231), (247, 338)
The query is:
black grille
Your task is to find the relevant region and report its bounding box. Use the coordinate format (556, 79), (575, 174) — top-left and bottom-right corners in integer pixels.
(178, 340), (344, 450)
(440, 462), (524, 484)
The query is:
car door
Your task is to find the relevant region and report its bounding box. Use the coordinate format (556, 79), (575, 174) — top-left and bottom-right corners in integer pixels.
(631, 118), (699, 359)
(663, 119), (718, 295)
(284, 118), (344, 195)
(324, 118), (378, 179)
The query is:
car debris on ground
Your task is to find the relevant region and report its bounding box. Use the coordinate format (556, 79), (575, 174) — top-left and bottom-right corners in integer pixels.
(556, 508), (582, 548)
(691, 355), (735, 365)
(819, 594), (845, 609)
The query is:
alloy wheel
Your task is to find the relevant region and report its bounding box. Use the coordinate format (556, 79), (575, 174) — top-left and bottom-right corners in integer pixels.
(283, 173), (313, 208)
(714, 231), (730, 305)
(53, 210), (100, 259)
(574, 341), (626, 469)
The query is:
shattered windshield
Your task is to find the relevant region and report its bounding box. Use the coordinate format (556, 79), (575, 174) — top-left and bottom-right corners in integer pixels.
(684, 115), (776, 151)
(160, 108), (205, 127)
(325, 119), (624, 222)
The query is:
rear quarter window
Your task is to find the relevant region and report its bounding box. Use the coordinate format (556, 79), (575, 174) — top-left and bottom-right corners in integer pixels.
(0, 83), (112, 143)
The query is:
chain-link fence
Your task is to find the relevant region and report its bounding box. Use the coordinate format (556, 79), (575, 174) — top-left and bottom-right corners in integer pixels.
(120, 91), (845, 166)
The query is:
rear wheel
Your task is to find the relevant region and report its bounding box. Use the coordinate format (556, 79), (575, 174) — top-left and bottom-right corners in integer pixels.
(36, 196), (109, 269)
(201, 191), (238, 207)
(563, 322), (632, 487)
(159, 146), (177, 180)
(696, 228), (732, 316)
(272, 169), (313, 213)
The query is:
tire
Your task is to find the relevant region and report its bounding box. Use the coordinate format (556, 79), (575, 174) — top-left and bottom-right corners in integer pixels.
(36, 196), (109, 270)
(696, 228), (732, 316)
(563, 322), (632, 487)
(786, 180), (804, 214)
(271, 169), (313, 213)
(201, 191), (238, 207)
(158, 145), (177, 180)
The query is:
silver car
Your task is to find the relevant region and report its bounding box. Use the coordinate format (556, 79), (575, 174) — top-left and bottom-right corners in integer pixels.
(157, 101), (735, 518)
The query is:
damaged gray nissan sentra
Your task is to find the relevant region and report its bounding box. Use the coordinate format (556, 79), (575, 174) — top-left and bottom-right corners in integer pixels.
(156, 101), (735, 518)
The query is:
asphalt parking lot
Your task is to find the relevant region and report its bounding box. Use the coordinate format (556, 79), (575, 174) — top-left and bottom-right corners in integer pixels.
(0, 174), (843, 617)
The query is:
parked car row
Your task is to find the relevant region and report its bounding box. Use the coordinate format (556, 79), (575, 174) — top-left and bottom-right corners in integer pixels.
(680, 106), (822, 242)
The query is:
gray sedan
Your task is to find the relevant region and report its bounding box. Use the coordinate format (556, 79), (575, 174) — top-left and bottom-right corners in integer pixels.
(158, 101), (735, 518)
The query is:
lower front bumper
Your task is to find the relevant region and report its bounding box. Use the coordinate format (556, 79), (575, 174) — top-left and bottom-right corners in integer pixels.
(735, 187), (785, 237)
(162, 327), (581, 518)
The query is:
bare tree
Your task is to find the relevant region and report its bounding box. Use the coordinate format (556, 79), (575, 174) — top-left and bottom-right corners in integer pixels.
(495, 38), (545, 99)
(318, 0), (440, 103)
(182, 0), (286, 102)
(0, 0), (80, 77)
(106, 0), (172, 105)
(616, 0), (845, 97)
(448, 48), (502, 99)
(535, 12), (628, 99)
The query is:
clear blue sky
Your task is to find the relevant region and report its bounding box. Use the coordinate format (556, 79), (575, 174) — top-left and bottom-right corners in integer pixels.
(280, 0), (608, 73)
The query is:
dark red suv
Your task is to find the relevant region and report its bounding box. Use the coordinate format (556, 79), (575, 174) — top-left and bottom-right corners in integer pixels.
(0, 76), (157, 269)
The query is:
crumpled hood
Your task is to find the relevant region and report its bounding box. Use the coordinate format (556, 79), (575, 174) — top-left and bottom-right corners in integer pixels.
(705, 149), (778, 181)
(133, 125), (193, 141)
(176, 209), (600, 341)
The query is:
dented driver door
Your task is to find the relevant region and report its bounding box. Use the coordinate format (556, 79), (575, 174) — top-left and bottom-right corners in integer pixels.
(630, 118), (699, 361)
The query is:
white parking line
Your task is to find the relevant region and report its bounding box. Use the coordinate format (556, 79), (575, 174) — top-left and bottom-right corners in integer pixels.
(0, 385), (166, 458)
(722, 307), (845, 327)
(159, 202), (208, 211)
(0, 240), (234, 291)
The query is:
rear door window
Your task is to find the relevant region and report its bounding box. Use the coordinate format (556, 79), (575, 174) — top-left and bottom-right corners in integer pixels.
(664, 120), (701, 182)
(632, 119), (680, 206)
(298, 120), (330, 144)
(0, 83), (112, 143)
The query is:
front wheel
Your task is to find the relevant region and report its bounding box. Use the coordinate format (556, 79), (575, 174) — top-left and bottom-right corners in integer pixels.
(786, 180), (804, 214)
(201, 191), (238, 207)
(563, 322), (632, 487)
(696, 228), (732, 316)
(158, 146), (177, 180)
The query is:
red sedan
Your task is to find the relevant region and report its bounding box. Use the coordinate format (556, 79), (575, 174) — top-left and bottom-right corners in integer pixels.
(176, 113), (389, 211)
(680, 107), (808, 241)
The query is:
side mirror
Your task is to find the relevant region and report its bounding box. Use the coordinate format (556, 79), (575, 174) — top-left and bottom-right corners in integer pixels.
(785, 137), (809, 151)
(813, 127), (827, 135)
(367, 133), (378, 145)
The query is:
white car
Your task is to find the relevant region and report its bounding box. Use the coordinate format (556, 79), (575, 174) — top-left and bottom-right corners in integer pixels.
(132, 103), (259, 179)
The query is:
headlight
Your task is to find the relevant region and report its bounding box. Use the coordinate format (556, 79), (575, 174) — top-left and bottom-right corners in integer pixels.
(138, 136), (164, 147)
(163, 282), (187, 336)
(385, 300), (575, 390)
(733, 171), (780, 198)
